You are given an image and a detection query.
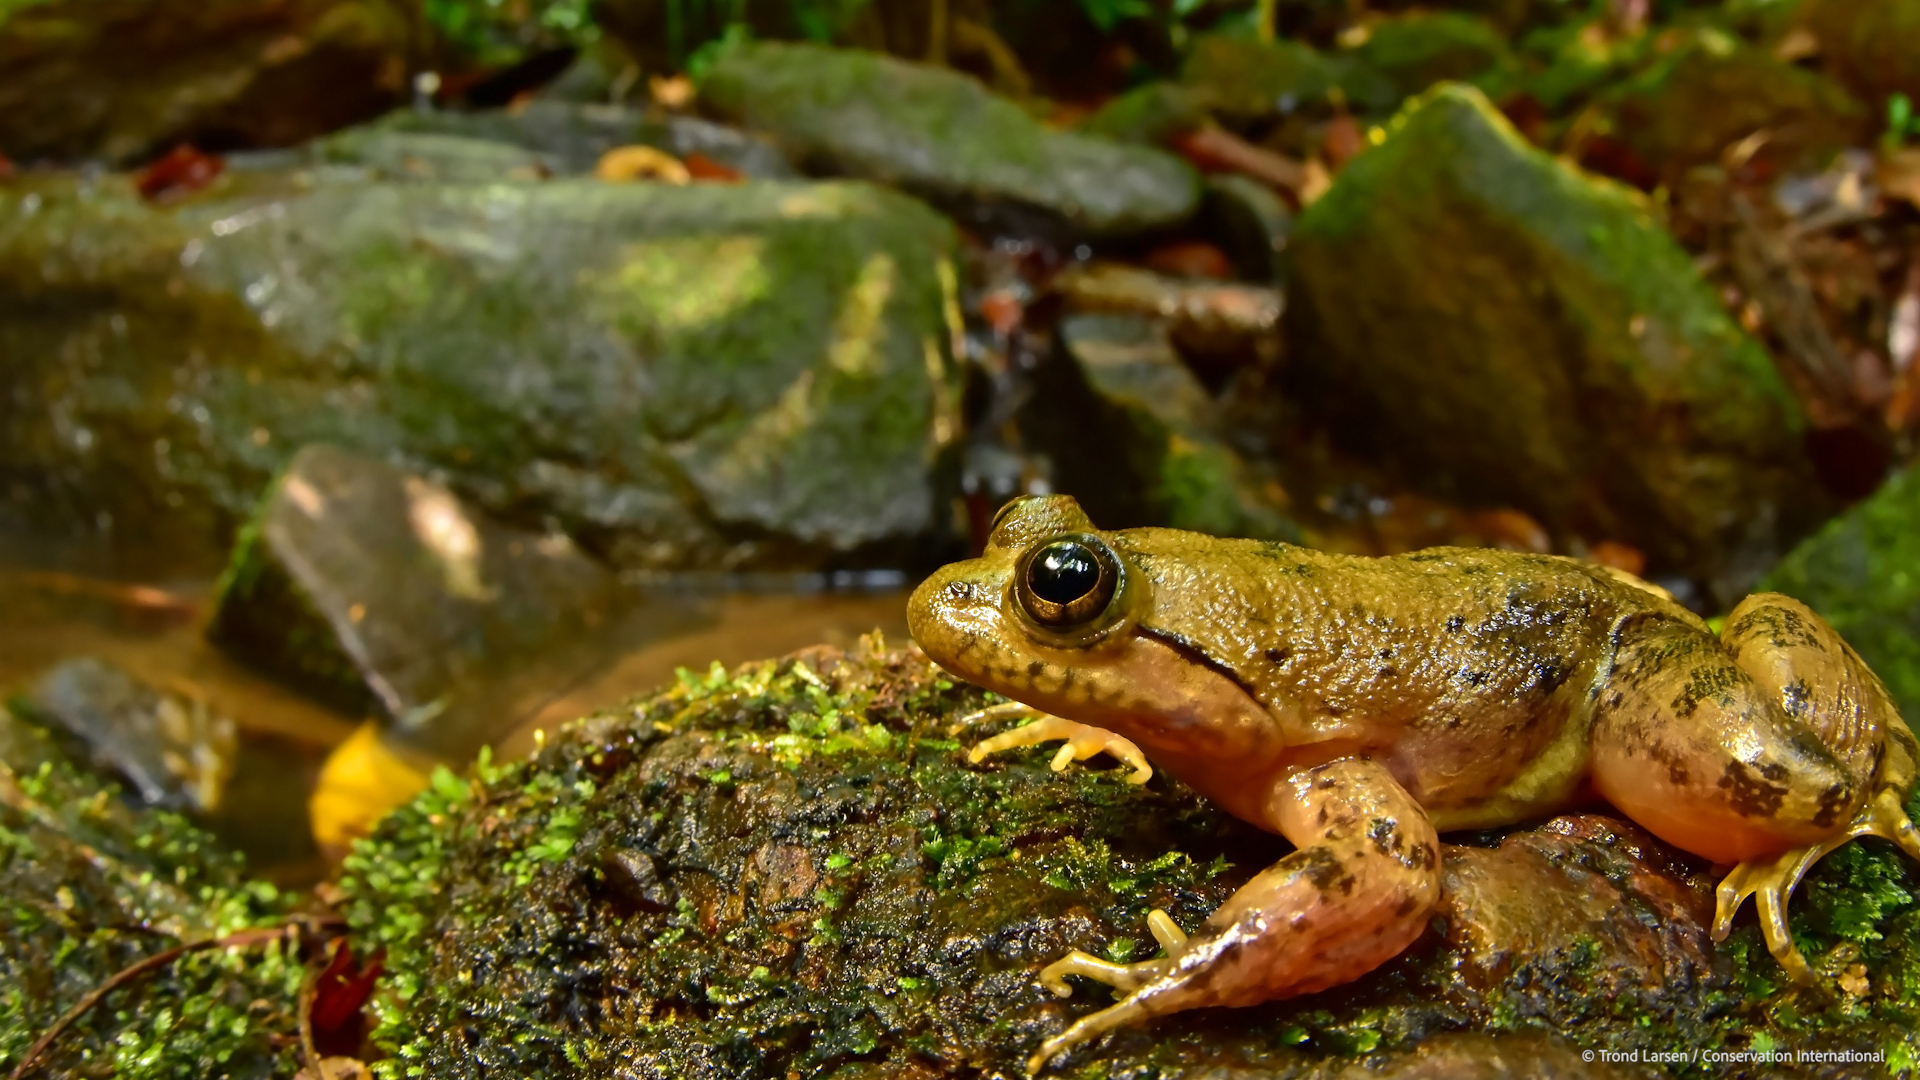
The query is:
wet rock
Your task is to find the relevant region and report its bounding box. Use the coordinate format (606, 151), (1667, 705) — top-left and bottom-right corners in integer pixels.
(339, 644), (1920, 1079)
(1180, 34), (1396, 121)
(696, 41), (1200, 237)
(309, 126), (555, 183)
(0, 0), (414, 165)
(1200, 173), (1294, 286)
(1759, 464), (1920, 726)
(1284, 85), (1825, 605)
(0, 174), (962, 577)
(1052, 261), (1284, 364)
(1077, 82), (1215, 147)
(1018, 311), (1293, 542)
(1799, 0), (1920, 111)
(23, 656), (237, 813)
(350, 102), (799, 179)
(0, 702), (301, 1077)
(206, 444), (698, 761)
(1600, 29), (1863, 180)
(1347, 11), (1519, 106)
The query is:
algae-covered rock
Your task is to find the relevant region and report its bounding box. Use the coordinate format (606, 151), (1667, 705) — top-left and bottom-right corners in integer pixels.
(1348, 12), (1519, 104)
(1284, 85), (1823, 604)
(0, 702), (302, 1078)
(1019, 311), (1296, 542)
(0, 0), (414, 165)
(337, 643), (1920, 1078)
(1799, 0), (1920, 111)
(1180, 34), (1396, 120)
(0, 174), (962, 576)
(696, 41), (1201, 237)
(1601, 29), (1863, 179)
(1077, 82), (1215, 146)
(340, 102), (800, 179)
(206, 444), (684, 760)
(1760, 465), (1920, 727)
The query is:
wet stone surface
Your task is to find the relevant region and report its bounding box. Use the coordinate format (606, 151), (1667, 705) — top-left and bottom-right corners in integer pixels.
(339, 644), (1920, 1080)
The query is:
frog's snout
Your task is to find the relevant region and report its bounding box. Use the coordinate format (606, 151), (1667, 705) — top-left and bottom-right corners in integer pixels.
(907, 559), (1009, 677)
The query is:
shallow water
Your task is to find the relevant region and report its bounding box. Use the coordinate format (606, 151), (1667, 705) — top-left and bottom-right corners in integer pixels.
(0, 558), (911, 877)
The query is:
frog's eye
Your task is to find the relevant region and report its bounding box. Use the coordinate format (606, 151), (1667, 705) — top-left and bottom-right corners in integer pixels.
(1018, 535), (1118, 628)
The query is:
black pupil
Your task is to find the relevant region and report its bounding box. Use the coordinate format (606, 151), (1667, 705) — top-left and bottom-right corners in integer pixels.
(1030, 542), (1100, 605)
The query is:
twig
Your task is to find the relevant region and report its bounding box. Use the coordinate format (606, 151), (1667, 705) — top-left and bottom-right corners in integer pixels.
(296, 942), (330, 1079)
(7, 925), (292, 1080)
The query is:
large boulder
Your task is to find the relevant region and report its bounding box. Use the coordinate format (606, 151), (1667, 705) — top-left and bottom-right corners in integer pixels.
(0, 172), (963, 577)
(0, 0), (415, 165)
(1760, 465), (1920, 727)
(695, 41), (1201, 237)
(337, 642), (1920, 1078)
(1284, 85), (1825, 606)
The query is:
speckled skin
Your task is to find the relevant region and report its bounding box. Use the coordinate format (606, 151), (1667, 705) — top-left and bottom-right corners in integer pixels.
(907, 495), (1920, 1073)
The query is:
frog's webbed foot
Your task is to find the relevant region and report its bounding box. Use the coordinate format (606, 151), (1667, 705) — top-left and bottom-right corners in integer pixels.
(955, 703), (1152, 785)
(1713, 785), (1920, 983)
(1038, 910), (1188, 998)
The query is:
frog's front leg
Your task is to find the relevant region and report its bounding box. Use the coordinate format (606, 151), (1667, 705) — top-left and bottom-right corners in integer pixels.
(1027, 757), (1440, 1074)
(957, 702), (1153, 784)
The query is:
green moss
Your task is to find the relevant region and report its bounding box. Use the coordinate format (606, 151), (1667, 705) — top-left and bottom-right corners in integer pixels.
(0, 707), (301, 1078)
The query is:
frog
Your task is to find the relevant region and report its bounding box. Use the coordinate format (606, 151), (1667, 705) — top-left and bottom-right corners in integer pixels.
(905, 494), (1920, 1075)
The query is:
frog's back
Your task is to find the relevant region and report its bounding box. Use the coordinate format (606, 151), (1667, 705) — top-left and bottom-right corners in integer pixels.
(1113, 531), (1695, 823)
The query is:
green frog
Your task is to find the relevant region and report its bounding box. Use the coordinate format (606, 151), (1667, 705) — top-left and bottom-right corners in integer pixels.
(906, 494), (1920, 1074)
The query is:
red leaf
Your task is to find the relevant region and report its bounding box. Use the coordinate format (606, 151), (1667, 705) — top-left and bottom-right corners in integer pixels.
(311, 941), (384, 1033)
(136, 145), (224, 201)
(683, 152), (743, 182)
(1145, 241), (1233, 280)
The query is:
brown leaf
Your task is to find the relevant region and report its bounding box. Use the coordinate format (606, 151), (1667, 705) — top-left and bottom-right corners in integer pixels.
(1144, 241), (1233, 280)
(1170, 126), (1306, 194)
(683, 152), (742, 182)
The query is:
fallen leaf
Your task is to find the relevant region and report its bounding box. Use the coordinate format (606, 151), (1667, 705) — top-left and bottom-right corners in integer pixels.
(1144, 241), (1233, 280)
(311, 940), (384, 1033)
(683, 152), (742, 182)
(309, 722), (432, 858)
(1587, 541), (1646, 577)
(136, 144), (223, 201)
(0, 153), (13, 180)
(1321, 113), (1366, 172)
(978, 290), (1023, 337)
(1469, 508), (1551, 553)
(1170, 126), (1305, 194)
(649, 74), (694, 109)
(595, 145), (691, 184)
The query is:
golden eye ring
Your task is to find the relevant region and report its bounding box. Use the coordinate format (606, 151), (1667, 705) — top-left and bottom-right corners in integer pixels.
(1017, 534), (1119, 628)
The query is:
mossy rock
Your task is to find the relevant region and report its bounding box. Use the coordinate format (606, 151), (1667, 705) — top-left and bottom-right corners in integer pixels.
(1760, 465), (1920, 728)
(0, 0), (414, 165)
(1180, 33), (1397, 119)
(0, 703), (302, 1079)
(338, 642), (1920, 1078)
(1347, 12), (1519, 105)
(1600, 28), (1864, 179)
(1283, 84), (1824, 606)
(696, 41), (1201, 237)
(0, 174), (962, 577)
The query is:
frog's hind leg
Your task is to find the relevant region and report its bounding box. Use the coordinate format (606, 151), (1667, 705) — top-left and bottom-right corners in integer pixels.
(1591, 594), (1919, 981)
(954, 702), (1153, 784)
(1026, 758), (1440, 1074)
